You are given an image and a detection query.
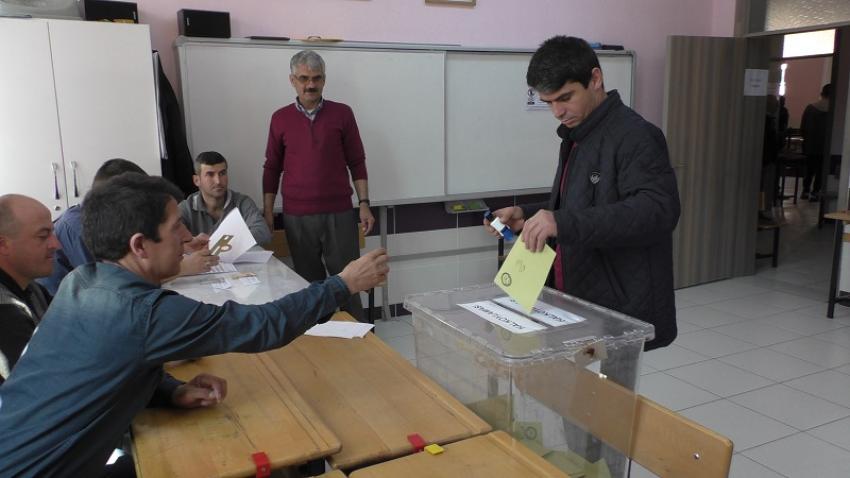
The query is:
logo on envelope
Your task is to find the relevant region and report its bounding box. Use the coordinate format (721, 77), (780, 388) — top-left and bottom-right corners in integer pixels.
(494, 235), (555, 313)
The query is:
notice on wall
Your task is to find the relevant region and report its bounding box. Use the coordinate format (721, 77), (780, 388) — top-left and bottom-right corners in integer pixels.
(744, 69), (769, 96)
(525, 87), (550, 110)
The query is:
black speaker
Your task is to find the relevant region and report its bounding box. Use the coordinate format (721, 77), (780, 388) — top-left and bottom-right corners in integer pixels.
(177, 9), (231, 38)
(80, 0), (138, 23)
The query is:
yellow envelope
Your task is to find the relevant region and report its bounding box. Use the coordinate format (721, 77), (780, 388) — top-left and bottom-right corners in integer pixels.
(494, 235), (555, 313)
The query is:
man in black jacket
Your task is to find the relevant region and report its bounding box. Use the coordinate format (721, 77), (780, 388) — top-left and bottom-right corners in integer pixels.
(0, 195), (57, 384)
(486, 36), (680, 351)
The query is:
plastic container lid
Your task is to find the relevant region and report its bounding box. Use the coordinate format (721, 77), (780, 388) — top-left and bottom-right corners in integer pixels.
(404, 283), (654, 362)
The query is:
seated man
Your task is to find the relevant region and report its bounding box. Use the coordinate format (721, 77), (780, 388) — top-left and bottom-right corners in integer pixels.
(179, 151), (272, 245)
(39, 158), (146, 295)
(39, 158), (218, 294)
(0, 194), (59, 383)
(0, 174), (388, 477)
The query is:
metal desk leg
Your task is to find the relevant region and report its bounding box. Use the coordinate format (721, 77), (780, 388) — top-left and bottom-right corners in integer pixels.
(772, 227), (780, 268)
(828, 219), (843, 318)
(380, 206), (391, 321)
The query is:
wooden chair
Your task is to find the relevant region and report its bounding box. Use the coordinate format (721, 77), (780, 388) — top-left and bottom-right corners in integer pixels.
(516, 359), (733, 478)
(630, 395), (733, 478)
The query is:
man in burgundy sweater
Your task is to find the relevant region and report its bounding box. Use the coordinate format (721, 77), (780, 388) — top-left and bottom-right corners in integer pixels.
(263, 50), (374, 322)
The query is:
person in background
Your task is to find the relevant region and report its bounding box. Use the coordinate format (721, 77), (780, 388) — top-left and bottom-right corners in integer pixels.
(263, 50), (374, 322)
(39, 159), (146, 295)
(0, 194), (59, 384)
(800, 83), (831, 201)
(760, 95), (780, 222)
(39, 159), (219, 295)
(179, 151), (271, 245)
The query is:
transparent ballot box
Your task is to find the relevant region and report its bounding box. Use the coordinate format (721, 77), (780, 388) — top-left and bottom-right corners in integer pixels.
(404, 284), (654, 478)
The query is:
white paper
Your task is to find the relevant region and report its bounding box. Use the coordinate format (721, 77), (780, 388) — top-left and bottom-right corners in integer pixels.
(459, 301), (546, 334)
(234, 250), (274, 263)
(231, 273), (261, 287)
(202, 277), (232, 290)
(493, 296), (586, 327)
(744, 69), (768, 96)
(186, 262), (238, 276)
(208, 209), (257, 263)
(305, 321), (375, 339)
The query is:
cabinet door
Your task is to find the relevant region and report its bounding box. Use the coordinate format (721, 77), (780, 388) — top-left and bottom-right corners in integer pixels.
(0, 18), (68, 219)
(47, 20), (161, 206)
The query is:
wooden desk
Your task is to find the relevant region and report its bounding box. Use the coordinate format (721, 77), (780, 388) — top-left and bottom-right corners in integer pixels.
(132, 353), (340, 478)
(824, 210), (850, 317)
(262, 313), (492, 470)
(349, 431), (568, 478)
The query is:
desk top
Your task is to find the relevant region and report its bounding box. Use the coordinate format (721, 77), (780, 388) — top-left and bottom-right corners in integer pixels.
(349, 431), (569, 478)
(824, 210), (850, 222)
(263, 313), (492, 470)
(132, 353), (340, 478)
(163, 254), (309, 306)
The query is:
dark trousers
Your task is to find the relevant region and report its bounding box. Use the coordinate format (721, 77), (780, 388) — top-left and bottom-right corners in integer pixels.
(283, 210), (365, 321)
(803, 153), (823, 194)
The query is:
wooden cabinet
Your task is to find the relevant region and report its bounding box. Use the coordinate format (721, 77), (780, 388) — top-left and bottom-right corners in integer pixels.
(0, 18), (160, 218)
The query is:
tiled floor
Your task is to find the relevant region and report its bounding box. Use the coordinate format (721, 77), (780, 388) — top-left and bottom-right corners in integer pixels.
(373, 194), (850, 477)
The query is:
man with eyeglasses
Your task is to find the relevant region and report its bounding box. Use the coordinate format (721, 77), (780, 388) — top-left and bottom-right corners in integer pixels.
(263, 50), (374, 322)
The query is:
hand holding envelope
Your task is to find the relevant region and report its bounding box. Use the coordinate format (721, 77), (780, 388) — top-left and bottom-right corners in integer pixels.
(494, 234), (555, 313)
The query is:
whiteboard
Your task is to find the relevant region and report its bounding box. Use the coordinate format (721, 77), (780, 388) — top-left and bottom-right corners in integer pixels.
(178, 40), (633, 204)
(445, 52), (634, 195)
(180, 43), (445, 206)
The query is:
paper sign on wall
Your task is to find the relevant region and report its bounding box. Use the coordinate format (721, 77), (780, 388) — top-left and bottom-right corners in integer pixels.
(744, 69), (769, 96)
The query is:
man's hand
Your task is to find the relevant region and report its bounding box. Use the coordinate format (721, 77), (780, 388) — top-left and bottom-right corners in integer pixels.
(263, 210), (275, 232)
(184, 233), (210, 253)
(338, 248), (389, 294)
(180, 249), (219, 276)
(522, 209), (558, 252)
(483, 206), (525, 237)
(172, 373), (228, 408)
(360, 204), (375, 235)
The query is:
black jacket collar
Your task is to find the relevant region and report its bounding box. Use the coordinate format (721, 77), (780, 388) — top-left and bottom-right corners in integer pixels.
(0, 266), (27, 300)
(557, 90), (622, 142)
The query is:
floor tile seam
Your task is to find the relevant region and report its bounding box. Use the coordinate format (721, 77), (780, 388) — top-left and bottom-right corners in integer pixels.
(724, 387), (850, 432)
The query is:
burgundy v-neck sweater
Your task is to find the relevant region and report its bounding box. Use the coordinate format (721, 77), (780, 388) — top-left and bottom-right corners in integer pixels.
(263, 100), (368, 215)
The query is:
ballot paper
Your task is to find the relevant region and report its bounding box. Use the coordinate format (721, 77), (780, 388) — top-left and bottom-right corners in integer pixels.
(494, 234), (555, 313)
(305, 321), (375, 339)
(187, 262), (238, 276)
(234, 250), (274, 263)
(208, 209), (257, 263)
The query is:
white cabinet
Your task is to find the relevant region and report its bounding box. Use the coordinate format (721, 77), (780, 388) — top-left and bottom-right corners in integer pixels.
(0, 18), (160, 219)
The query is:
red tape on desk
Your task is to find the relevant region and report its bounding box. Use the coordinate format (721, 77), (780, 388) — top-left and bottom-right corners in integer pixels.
(252, 451), (271, 478)
(407, 433), (426, 452)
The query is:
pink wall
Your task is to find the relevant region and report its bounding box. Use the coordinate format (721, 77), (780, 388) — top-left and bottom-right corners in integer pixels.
(137, 0), (736, 126)
(783, 56), (831, 128)
(711, 0), (737, 36)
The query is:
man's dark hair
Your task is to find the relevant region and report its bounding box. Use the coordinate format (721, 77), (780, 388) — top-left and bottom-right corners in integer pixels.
(822, 83), (832, 98)
(92, 158), (146, 188)
(194, 151), (228, 174)
(82, 174), (184, 261)
(526, 36), (601, 94)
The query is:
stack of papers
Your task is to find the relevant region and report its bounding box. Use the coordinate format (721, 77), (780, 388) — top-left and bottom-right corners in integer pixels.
(305, 321), (375, 339)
